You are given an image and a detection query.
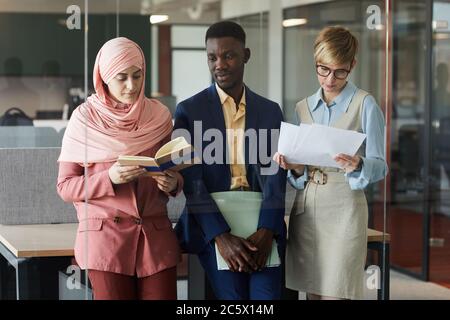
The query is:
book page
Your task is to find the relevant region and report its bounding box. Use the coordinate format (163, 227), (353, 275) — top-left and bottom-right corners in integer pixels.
(117, 155), (158, 167)
(118, 136), (198, 174)
(155, 136), (190, 159)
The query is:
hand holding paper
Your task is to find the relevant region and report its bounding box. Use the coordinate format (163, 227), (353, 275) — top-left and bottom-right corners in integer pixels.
(278, 122), (366, 168)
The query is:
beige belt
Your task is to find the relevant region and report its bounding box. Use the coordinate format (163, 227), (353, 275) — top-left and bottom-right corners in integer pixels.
(307, 168), (345, 185)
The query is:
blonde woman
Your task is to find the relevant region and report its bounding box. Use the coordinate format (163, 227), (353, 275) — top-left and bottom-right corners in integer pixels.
(274, 26), (387, 300)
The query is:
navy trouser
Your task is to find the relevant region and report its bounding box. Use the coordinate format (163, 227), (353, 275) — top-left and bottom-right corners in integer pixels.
(197, 242), (283, 300)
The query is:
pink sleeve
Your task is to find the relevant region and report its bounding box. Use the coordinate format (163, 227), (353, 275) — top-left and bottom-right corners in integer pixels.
(56, 162), (116, 202)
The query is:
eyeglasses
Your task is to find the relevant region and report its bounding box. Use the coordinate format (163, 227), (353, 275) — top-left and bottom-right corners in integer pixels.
(316, 64), (351, 80)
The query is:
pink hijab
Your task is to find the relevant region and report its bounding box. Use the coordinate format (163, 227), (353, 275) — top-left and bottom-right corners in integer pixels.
(58, 37), (172, 163)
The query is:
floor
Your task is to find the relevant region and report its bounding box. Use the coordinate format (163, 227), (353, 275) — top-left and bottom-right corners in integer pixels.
(381, 270), (450, 300)
(176, 270), (450, 300)
(372, 202), (450, 289)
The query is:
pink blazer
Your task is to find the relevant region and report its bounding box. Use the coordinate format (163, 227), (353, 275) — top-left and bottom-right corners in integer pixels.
(57, 135), (183, 278)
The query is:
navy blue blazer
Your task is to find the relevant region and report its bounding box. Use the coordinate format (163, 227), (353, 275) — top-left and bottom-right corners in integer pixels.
(174, 84), (287, 254)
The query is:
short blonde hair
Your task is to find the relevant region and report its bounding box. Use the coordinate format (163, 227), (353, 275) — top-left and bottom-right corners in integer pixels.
(314, 26), (358, 66)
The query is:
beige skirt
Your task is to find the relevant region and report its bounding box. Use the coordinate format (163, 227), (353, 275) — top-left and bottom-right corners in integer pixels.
(285, 170), (368, 300)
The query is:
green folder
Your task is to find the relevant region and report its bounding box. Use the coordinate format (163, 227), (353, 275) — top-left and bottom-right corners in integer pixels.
(210, 191), (280, 271)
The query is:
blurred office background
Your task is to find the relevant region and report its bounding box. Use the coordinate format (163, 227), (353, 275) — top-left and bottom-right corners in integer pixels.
(0, 0), (449, 299)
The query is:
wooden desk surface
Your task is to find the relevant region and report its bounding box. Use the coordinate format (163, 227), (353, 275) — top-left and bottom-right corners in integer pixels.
(0, 223), (77, 258)
(367, 228), (391, 243)
(0, 221), (390, 259)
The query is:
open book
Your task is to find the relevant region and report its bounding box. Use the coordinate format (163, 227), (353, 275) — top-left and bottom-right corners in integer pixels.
(117, 137), (199, 176)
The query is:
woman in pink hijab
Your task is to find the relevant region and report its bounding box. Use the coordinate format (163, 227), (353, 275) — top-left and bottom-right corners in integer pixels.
(57, 37), (182, 300)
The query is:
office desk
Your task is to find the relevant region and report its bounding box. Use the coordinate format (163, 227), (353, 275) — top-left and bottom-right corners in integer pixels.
(0, 223), (77, 300)
(367, 228), (391, 300)
(0, 223), (390, 300)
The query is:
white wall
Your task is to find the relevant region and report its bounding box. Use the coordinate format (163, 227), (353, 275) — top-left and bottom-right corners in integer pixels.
(268, 0), (283, 105)
(171, 25), (211, 104)
(172, 50), (210, 104)
(221, 0), (270, 20)
(282, 0), (332, 10)
(221, 0), (300, 105)
(171, 25), (209, 48)
(221, 0), (333, 19)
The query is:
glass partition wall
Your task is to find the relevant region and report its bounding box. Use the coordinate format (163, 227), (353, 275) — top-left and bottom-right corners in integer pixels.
(0, 0), (391, 301)
(0, 0), (89, 299)
(283, 0), (450, 294)
(282, 0), (450, 290)
(233, 13), (269, 97)
(0, 0), (220, 301)
(384, 0), (450, 288)
(0, 0), (157, 300)
(1, 0), (449, 301)
(283, 0), (389, 299)
(430, 0), (450, 288)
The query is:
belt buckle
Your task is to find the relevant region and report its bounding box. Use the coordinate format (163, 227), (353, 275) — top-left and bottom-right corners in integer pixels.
(311, 169), (327, 185)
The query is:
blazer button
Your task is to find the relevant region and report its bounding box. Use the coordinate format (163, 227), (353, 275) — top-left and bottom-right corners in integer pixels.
(134, 218), (142, 225)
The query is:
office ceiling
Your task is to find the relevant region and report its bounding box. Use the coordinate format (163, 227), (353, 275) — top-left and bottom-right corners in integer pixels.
(0, 0), (220, 23)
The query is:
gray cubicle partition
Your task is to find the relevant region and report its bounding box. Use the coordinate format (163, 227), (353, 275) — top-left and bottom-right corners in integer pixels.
(0, 145), (186, 225)
(0, 147), (77, 224)
(0, 127), (62, 148)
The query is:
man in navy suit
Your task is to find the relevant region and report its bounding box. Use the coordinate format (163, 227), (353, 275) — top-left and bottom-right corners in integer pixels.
(174, 21), (286, 300)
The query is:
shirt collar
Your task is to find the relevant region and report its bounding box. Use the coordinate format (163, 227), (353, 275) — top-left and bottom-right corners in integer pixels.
(309, 81), (357, 113)
(309, 87), (325, 112)
(215, 83), (246, 107)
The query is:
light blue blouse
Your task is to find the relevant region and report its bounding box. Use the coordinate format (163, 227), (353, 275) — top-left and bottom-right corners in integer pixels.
(287, 81), (388, 191)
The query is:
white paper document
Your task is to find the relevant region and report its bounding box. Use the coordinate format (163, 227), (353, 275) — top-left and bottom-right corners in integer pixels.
(278, 122), (366, 168)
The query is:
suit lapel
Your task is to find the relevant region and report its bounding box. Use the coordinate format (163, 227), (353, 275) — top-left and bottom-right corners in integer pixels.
(207, 84), (226, 136)
(244, 86), (258, 133)
(206, 84), (229, 176)
(244, 86), (258, 170)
